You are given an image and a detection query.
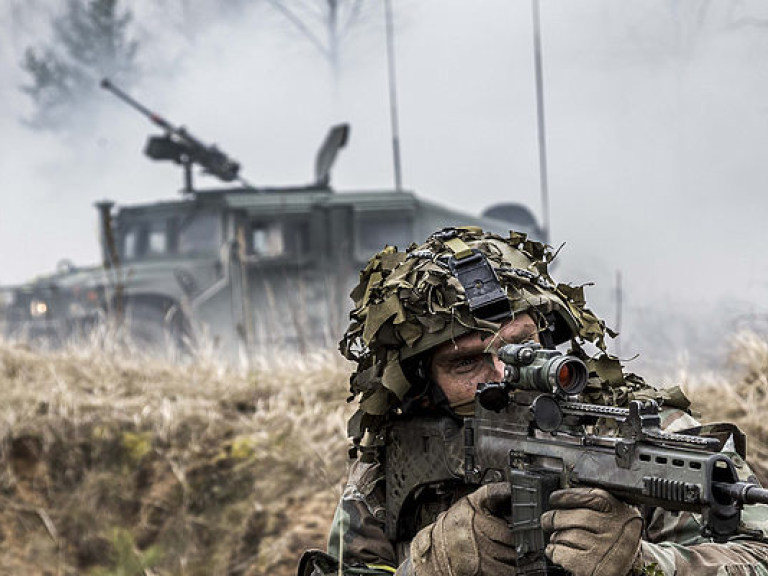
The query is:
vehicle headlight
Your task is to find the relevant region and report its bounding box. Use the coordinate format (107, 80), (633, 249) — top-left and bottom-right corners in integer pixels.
(30, 299), (48, 317)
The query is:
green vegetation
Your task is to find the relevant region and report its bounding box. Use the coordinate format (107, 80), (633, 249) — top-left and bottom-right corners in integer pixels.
(91, 529), (162, 576)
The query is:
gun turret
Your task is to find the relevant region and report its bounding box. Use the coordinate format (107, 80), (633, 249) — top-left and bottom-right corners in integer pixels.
(101, 78), (246, 193)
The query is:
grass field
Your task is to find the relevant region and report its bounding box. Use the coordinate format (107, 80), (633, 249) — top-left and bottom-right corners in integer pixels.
(0, 340), (354, 575)
(0, 331), (766, 575)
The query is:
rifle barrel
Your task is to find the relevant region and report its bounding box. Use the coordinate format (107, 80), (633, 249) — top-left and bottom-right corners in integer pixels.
(713, 481), (768, 505)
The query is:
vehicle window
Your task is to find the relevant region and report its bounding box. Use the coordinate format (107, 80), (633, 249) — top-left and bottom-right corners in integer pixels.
(120, 219), (170, 259)
(123, 228), (138, 259)
(179, 212), (221, 256)
(251, 221), (309, 258)
(147, 221), (168, 255)
(252, 223), (284, 257)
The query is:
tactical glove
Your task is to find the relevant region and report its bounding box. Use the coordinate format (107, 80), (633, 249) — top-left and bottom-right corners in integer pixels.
(540, 487), (643, 576)
(407, 482), (516, 576)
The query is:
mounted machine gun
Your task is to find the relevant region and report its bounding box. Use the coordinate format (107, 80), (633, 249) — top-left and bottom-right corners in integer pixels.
(101, 78), (249, 193)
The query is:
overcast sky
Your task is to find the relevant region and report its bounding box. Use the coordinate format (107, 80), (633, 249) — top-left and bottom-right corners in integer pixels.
(1, 0), (767, 369)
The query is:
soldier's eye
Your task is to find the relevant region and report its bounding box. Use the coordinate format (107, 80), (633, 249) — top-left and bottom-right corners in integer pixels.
(453, 356), (480, 373)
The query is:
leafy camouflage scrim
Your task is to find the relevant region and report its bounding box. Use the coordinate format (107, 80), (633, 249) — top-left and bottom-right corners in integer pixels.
(579, 352), (693, 414)
(339, 227), (614, 437)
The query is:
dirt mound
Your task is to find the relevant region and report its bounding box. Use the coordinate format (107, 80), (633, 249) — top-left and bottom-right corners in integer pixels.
(0, 341), (353, 575)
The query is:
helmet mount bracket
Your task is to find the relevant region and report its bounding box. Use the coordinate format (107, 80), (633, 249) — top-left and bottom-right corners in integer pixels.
(448, 249), (511, 323)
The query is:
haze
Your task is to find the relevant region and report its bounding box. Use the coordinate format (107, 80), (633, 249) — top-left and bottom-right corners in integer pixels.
(1, 0), (767, 372)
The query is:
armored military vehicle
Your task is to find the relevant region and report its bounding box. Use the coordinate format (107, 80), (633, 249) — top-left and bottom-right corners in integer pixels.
(1, 82), (543, 361)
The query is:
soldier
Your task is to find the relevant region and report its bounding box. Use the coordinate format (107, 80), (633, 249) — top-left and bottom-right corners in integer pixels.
(299, 226), (768, 576)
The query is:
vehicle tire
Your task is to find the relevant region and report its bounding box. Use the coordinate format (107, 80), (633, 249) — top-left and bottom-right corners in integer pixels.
(125, 302), (187, 359)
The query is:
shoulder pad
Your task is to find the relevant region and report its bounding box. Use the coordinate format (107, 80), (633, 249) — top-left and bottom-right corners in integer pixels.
(297, 550), (395, 575)
(297, 549), (338, 576)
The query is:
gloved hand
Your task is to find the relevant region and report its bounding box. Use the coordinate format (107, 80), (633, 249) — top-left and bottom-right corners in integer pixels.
(407, 483), (517, 576)
(540, 487), (643, 576)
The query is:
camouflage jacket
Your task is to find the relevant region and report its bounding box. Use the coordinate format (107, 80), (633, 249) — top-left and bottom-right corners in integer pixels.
(299, 408), (768, 576)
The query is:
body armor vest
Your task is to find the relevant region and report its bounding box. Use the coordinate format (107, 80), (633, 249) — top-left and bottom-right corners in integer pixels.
(384, 414), (474, 556)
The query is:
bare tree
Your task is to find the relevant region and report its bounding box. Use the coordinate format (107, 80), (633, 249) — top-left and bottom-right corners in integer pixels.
(144, 0), (252, 45)
(2, 0), (54, 53)
(264, 0), (366, 83)
(616, 1), (768, 63)
(728, 0), (768, 30)
(20, 0), (139, 130)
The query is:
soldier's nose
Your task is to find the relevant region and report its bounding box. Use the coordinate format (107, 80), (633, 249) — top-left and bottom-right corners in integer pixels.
(489, 356), (505, 380)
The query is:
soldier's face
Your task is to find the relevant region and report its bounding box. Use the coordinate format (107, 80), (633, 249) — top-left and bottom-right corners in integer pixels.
(430, 312), (540, 406)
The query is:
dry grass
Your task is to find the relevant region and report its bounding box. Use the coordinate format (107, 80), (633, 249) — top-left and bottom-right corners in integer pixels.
(1, 330), (767, 575)
(680, 330), (768, 480)
(0, 338), (354, 575)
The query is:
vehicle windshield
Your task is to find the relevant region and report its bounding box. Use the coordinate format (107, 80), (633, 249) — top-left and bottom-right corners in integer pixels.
(178, 212), (221, 256)
(120, 211), (221, 260)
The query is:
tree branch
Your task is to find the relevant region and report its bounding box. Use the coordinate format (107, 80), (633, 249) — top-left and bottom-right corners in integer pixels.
(729, 16), (768, 29)
(341, 0), (363, 37)
(264, 0), (330, 60)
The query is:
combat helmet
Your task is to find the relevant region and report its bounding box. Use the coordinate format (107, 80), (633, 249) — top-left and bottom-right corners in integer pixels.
(340, 226), (611, 437)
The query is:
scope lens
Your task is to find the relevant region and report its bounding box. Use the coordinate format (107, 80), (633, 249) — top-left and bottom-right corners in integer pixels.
(558, 364), (573, 388)
(549, 357), (587, 395)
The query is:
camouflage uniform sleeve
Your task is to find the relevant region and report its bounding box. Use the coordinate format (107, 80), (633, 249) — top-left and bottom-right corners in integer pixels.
(321, 457), (399, 575)
(637, 538), (768, 575)
(634, 410), (768, 575)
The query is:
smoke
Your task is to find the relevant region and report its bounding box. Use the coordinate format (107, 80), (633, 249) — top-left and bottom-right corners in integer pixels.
(1, 0), (767, 372)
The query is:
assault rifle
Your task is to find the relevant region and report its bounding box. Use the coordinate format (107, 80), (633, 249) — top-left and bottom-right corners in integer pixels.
(101, 78), (249, 193)
(384, 343), (768, 574)
(464, 342), (768, 574)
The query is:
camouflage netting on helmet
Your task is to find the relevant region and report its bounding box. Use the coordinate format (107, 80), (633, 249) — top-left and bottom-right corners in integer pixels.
(579, 353), (691, 418)
(340, 227), (621, 436)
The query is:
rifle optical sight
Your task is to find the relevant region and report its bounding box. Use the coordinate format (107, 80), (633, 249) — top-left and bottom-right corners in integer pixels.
(498, 343), (588, 396)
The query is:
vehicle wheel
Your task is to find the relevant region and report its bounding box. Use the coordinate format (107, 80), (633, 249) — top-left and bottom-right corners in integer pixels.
(125, 302), (187, 359)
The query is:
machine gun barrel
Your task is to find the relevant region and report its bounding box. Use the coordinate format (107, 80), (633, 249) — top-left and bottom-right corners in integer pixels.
(100, 78), (173, 132)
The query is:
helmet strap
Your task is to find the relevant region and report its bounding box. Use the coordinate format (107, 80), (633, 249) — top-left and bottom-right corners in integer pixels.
(539, 312), (557, 349)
